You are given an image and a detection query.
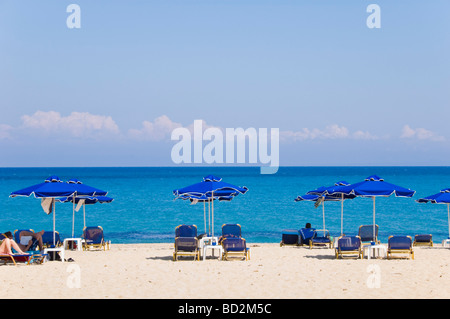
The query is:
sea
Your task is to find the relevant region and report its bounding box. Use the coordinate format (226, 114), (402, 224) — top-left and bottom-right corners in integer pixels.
(1, 166), (449, 244)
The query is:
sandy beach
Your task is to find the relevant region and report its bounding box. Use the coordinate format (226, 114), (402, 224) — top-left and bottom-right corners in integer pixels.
(1, 243), (450, 299)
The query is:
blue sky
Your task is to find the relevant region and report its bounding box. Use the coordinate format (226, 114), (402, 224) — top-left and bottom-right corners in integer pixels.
(0, 0), (449, 166)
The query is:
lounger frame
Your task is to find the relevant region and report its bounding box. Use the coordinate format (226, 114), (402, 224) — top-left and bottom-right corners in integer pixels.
(335, 236), (362, 259)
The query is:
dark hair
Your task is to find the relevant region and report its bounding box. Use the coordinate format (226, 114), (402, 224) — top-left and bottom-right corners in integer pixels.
(3, 231), (13, 239)
(305, 223), (311, 229)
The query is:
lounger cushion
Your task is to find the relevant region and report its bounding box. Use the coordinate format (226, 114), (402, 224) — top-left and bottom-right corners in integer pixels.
(389, 236), (412, 249)
(176, 225), (197, 238)
(222, 238), (246, 251)
(338, 236), (361, 251)
(175, 237), (198, 252)
(414, 234), (432, 242)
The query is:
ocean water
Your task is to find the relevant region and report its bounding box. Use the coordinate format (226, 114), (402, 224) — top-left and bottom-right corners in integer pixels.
(1, 167), (450, 244)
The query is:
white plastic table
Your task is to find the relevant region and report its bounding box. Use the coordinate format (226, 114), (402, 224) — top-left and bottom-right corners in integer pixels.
(442, 239), (450, 247)
(63, 238), (83, 251)
(199, 236), (219, 249)
(363, 244), (387, 259)
(203, 244), (223, 261)
(44, 247), (65, 262)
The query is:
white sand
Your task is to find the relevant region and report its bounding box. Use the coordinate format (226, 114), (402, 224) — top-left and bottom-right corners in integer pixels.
(1, 243), (450, 299)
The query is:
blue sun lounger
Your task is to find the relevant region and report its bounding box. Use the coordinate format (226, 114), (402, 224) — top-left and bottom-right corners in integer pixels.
(335, 236), (362, 259)
(309, 229), (333, 249)
(173, 224), (200, 261)
(387, 235), (414, 259)
(413, 234), (433, 247)
(82, 226), (110, 251)
(358, 225), (380, 244)
(221, 224), (250, 260)
(280, 229), (300, 246)
(42, 231), (62, 248)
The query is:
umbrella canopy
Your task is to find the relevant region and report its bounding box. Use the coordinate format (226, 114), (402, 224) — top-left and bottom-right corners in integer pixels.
(327, 175), (415, 242)
(10, 176), (78, 245)
(330, 175), (415, 198)
(173, 175), (248, 237)
(10, 175), (76, 198)
(66, 179), (108, 196)
(305, 181), (356, 236)
(417, 188), (450, 238)
(173, 175), (248, 198)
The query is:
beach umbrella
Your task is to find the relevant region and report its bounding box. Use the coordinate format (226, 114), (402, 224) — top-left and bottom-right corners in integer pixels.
(327, 175), (415, 242)
(173, 175), (248, 237)
(10, 176), (77, 245)
(417, 188), (450, 239)
(56, 195), (113, 237)
(306, 181), (356, 236)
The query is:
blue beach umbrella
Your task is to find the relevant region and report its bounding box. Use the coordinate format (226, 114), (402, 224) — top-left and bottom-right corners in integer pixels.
(327, 175), (416, 242)
(417, 188), (450, 239)
(306, 181), (356, 236)
(173, 175), (248, 237)
(10, 176), (77, 245)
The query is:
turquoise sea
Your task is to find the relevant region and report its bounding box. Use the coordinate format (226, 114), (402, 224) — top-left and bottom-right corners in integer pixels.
(1, 167), (450, 244)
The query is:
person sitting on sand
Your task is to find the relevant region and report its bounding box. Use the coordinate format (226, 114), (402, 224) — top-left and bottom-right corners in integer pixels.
(17, 230), (45, 252)
(0, 231), (28, 255)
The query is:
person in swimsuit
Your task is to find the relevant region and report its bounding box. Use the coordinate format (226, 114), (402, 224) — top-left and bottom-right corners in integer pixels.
(0, 231), (28, 255)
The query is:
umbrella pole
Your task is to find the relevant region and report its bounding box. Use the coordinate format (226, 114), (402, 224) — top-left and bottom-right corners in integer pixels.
(373, 196), (376, 242)
(72, 198), (75, 238)
(212, 191), (214, 238)
(203, 201), (206, 234)
(447, 204), (450, 238)
(83, 203), (86, 229)
(341, 194), (344, 236)
(322, 199), (325, 231)
(53, 199), (56, 246)
(208, 199), (211, 236)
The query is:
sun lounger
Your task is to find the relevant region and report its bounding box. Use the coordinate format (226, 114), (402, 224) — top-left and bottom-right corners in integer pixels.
(335, 236), (362, 259)
(220, 224), (250, 260)
(280, 229), (300, 246)
(82, 226), (110, 251)
(387, 235), (414, 259)
(309, 229), (333, 249)
(358, 225), (380, 244)
(299, 227), (316, 246)
(13, 229), (43, 251)
(173, 224), (200, 261)
(0, 252), (47, 266)
(42, 231), (62, 248)
(413, 234), (433, 247)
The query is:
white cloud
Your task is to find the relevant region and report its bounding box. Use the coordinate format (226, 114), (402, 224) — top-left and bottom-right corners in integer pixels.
(21, 111), (120, 138)
(280, 124), (378, 142)
(128, 115), (182, 141)
(0, 124), (13, 140)
(401, 125), (445, 142)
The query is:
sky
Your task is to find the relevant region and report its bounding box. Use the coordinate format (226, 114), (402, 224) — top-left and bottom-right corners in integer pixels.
(0, 0), (449, 167)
